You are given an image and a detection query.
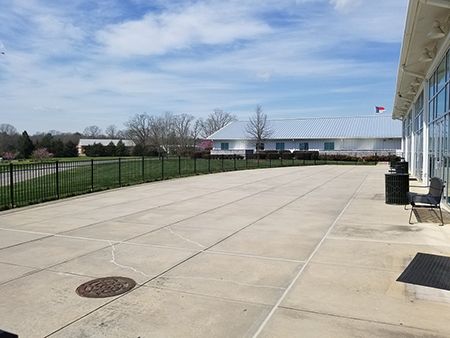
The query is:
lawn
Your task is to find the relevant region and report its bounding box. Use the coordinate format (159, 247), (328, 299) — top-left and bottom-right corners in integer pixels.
(0, 156), (370, 210)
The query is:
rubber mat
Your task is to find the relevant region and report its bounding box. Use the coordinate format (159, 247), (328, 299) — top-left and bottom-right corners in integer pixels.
(397, 252), (450, 291)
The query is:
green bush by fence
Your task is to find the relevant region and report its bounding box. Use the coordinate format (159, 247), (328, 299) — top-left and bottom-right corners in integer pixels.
(0, 155), (371, 210)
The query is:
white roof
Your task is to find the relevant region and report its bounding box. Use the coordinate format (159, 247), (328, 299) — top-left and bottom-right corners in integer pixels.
(208, 116), (402, 140)
(78, 139), (135, 147)
(392, 0), (450, 119)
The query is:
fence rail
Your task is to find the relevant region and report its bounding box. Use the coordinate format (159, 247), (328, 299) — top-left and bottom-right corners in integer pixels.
(0, 156), (364, 210)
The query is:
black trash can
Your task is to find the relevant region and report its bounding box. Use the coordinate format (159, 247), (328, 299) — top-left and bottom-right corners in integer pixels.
(394, 161), (408, 174)
(385, 173), (409, 204)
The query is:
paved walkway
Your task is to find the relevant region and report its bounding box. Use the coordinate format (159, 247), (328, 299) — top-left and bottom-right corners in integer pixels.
(1, 165), (450, 337)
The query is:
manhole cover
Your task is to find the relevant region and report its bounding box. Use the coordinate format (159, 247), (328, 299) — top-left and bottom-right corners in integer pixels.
(76, 276), (136, 298)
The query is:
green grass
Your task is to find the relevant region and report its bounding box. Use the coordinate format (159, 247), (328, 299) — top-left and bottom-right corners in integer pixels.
(0, 157), (372, 210)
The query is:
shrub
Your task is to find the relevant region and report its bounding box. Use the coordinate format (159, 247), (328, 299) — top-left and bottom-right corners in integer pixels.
(2, 151), (16, 161)
(293, 151), (319, 160)
(318, 154), (359, 162)
(265, 151), (280, 160)
(191, 151), (210, 159)
(208, 154), (243, 160)
(31, 148), (53, 160)
(281, 152), (293, 160)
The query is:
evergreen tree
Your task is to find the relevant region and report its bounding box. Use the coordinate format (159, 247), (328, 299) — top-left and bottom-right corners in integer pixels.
(52, 139), (64, 157)
(115, 140), (128, 156)
(132, 143), (146, 156)
(85, 143), (105, 157)
(39, 133), (54, 150)
(19, 131), (35, 158)
(105, 142), (116, 156)
(63, 141), (78, 157)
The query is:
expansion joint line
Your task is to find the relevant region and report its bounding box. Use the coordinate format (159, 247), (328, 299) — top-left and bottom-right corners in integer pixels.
(251, 173), (369, 338)
(44, 166), (355, 337)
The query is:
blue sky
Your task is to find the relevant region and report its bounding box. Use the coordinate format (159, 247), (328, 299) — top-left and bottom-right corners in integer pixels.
(0, 0), (408, 133)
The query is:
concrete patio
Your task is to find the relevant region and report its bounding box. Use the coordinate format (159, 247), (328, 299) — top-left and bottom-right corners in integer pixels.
(1, 164), (450, 337)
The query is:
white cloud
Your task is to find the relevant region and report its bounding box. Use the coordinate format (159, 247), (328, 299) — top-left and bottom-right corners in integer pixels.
(329, 0), (361, 12)
(0, 0), (407, 132)
(97, 3), (272, 57)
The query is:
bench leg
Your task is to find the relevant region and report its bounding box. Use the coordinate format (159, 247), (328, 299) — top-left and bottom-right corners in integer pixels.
(439, 206), (444, 226)
(409, 207), (414, 224)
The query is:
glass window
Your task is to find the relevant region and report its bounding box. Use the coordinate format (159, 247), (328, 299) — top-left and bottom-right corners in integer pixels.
(437, 89), (446, 117)
(220, 142), (229, 150)
(324, 142), (334, 150)
(429, 100), (436, 121)
(299, 142), (309, 150)
(415, 92), (424, 112)
(256, 142), (264, 150)
(276, 142), (285, 151)
(447, 52), (450, 81)
(429, 74), (435, 98)
(437, 58), (446, 91)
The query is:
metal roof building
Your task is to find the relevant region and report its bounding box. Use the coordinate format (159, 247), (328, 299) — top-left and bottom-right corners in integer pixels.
(208, 115), (402, 157)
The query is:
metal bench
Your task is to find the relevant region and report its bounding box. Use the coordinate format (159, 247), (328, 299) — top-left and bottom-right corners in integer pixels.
(407, 177), (445, 226)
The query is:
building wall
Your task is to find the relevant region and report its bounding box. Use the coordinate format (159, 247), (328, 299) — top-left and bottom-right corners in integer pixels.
(402, 37), (450, 205)
(212, 138), (401, 152)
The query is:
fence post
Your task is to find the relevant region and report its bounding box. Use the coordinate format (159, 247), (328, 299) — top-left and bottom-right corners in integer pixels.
(280, 156), (283, 167)
(269, 158), (272, 168)
(221, 155), (224, 171)
(208, 156), (211, 173)
(257, 156), (259, 168)
(55, 161), (60, 199)
(178, 156), (181, 176)
(161, 156), (164, 180)
(291, 156), (294, 166)
(9, 163), (14, 207)
(90, 159), (94, 191)
(118, 158), (122, 186)
(303, 157), (305, 166)
(245, 156), (248, 169)
(194, 157), (197, 174)
(142, 156), (145, 182)
(234, 155), (237, 170)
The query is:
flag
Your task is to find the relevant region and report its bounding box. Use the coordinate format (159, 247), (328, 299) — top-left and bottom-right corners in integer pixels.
(375, 106), (385, 114)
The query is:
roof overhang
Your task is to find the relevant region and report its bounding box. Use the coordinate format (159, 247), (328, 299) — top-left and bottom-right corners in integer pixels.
(393, 0), (450, 120)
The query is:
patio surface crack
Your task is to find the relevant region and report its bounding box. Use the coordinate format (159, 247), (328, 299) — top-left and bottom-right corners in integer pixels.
(108, 241), (150, 279)
(167, 227), (206, 248)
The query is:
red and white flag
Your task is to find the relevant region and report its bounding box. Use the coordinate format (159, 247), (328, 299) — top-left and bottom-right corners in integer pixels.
(375, 106), (385, 114)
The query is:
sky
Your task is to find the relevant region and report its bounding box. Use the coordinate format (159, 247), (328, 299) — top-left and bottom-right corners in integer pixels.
(0, 0), (408, 134)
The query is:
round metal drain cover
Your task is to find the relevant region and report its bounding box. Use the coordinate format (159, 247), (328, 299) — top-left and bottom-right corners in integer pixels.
(76, 276), (136, 298)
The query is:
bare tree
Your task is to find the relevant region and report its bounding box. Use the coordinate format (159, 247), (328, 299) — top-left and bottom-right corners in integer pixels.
(125, 113), (152, 147)
(105, 125), (118, 138)
(173, 114), (194, 153)
(149, 112), (175, 155)
(201, 109), (236, 138)
(0, 123), (17, 135)
(83, 125), (103, 138)
(246, 105), (273, 150)
(0, 124), (19, 154)
(191, 118), (203, 150)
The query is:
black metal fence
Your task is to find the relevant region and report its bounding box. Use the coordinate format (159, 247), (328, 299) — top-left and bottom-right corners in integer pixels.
(0, 155), (360, 210)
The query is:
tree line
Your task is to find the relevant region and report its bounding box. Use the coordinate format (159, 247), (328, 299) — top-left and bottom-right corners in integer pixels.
(0, 108), (243, 160)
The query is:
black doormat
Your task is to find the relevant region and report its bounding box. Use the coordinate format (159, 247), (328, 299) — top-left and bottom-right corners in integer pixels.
(397, 252), (450, 291)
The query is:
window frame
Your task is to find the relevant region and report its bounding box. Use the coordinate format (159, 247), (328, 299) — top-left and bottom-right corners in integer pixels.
(324, 142), (335, 150)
